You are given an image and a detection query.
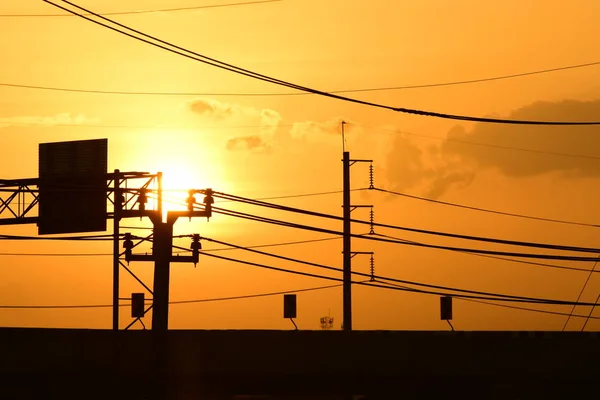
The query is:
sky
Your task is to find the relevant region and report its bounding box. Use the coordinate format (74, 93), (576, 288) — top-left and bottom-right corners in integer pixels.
(2, 0), (600, 331)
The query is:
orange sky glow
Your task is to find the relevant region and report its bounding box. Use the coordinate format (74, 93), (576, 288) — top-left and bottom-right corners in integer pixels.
(2, 0), (600, 331)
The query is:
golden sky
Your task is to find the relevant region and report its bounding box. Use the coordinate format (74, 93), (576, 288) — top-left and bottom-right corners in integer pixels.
(2, 0), (600, 331)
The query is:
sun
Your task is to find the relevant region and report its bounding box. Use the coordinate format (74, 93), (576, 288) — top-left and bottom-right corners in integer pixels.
(159, 162), (213, 213)
(117, 129), (234, 214)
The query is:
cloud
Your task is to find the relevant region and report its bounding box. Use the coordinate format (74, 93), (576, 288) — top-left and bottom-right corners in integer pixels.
(289, 117), (354, 141)
(441, 99), (600, 178)
(187, 98), (281, 128)
(382, 99), (600, 198)
(226, 135), (270, 152)
(188, 98), (239, 119)
(385, 133), (435, 191)
(187, 98), (282, 151)
(0, 113), (98, 128)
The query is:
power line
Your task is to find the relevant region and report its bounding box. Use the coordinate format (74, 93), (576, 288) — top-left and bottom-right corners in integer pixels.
(211, 191), (600, 254)
(5, 117), (598, 164)
(211, 189), (350, 204)
(0, 233), (118, 241)
(169, 282), (346, 305)
(373, 232), (598, 275)
(181, 243), (600, 306)
(374, 279), (600, 321)
(248, 190), (344, 201)
(0, 252), (111, 257)
(581, 291), (600, 331)
(7, 236), (599, 311)
(4, 60), (600, 96)
(192, 236), (591, 304)
(202, 236), (341, 250)
(207, 205), (600, 262)
(8, 185), (582, 266)
(162, 192), (597, 272)
(1, 0), (282, 17)
(463, 298), (600, 321)
(357, 124), (600, 162)
(0, 282), (342, 309)
(0, 121), (295, 130)
(0, 236), (340, 257)
(373, 187), (599, 228)
(562, 258), (600, 331)
(43, 0), (600, 126)
(324, 61), (600, 93)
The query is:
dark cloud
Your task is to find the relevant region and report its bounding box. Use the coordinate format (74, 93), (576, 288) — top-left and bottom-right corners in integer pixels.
(385, 134), (435, 190)
(383, 99), (600, 198)
(441, 99), (600, 178)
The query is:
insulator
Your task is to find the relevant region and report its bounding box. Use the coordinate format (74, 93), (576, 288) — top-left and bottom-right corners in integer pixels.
(186, 190), (196, 213)
(369, 207), (375, 235)
(203, 189), (214, 221)
(369, 163), (374, 190)
(190, 234), (201, 266)
(123, 233), (134, 249)
(370, 254), (375, 282)
(138, 189), (147, 211)
(203, 189), (214, 206)
(123, 233), (134, 264)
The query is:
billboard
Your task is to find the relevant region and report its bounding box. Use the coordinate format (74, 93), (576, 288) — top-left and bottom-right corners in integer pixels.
(38, 138), (108, 234)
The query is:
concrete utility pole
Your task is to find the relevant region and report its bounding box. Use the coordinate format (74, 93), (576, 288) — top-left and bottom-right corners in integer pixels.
(125, 189), (213, 331)
(112, 169), (121, 331)
(342, 150), (352, 331)
(342, 121), (372, 332)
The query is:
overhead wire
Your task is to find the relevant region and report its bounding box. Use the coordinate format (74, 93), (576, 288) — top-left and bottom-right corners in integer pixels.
(2, 0), (282, 17)
(581, 291), (600, 331)
(3, 117), (596, 166)
(189, 236), (596, 304)
(207, 204), (600, 262)
(0, 233), (118, 241)
(0, 121), (295, 131)
(143, 190), (600, 265)
(357, 124), (600, 162)
(169, 242), (600, 306)
(0, 252), (111, 257)
(209, 189), (352, 204)
(2, 62), (599, 95)
(372, 187), (599, 228)
(374, 279), (600, 321)
(169, 282), (347, 305)
(372, 232), (598, 275)
(0, 282), (343, 310)
(43, 0), (600, 126)
(0, 236), (341, 257)
(562, 257), (600, 331)
(211, 191), (600, 254)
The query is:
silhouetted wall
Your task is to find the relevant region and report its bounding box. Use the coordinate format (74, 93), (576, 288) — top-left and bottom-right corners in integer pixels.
(0, 328), (598, 399)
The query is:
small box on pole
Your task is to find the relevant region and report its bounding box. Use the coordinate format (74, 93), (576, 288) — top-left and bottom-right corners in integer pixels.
(440, 296), (453, 320)
(131, 293), (145, 318)
(283, 294), (297, 319)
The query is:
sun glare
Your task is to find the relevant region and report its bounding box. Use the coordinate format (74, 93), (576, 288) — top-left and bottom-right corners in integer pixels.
(160, 163), (209, 213)
(152, 156), (231, 215)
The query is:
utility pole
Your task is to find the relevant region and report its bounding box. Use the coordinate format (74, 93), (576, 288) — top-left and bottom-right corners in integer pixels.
(341, 122), (373, 331)
(151, 220), (174, 331)
(342, 151), (351, 331)
(126, 189), (212, 331)
(112, 169), (120, 331)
